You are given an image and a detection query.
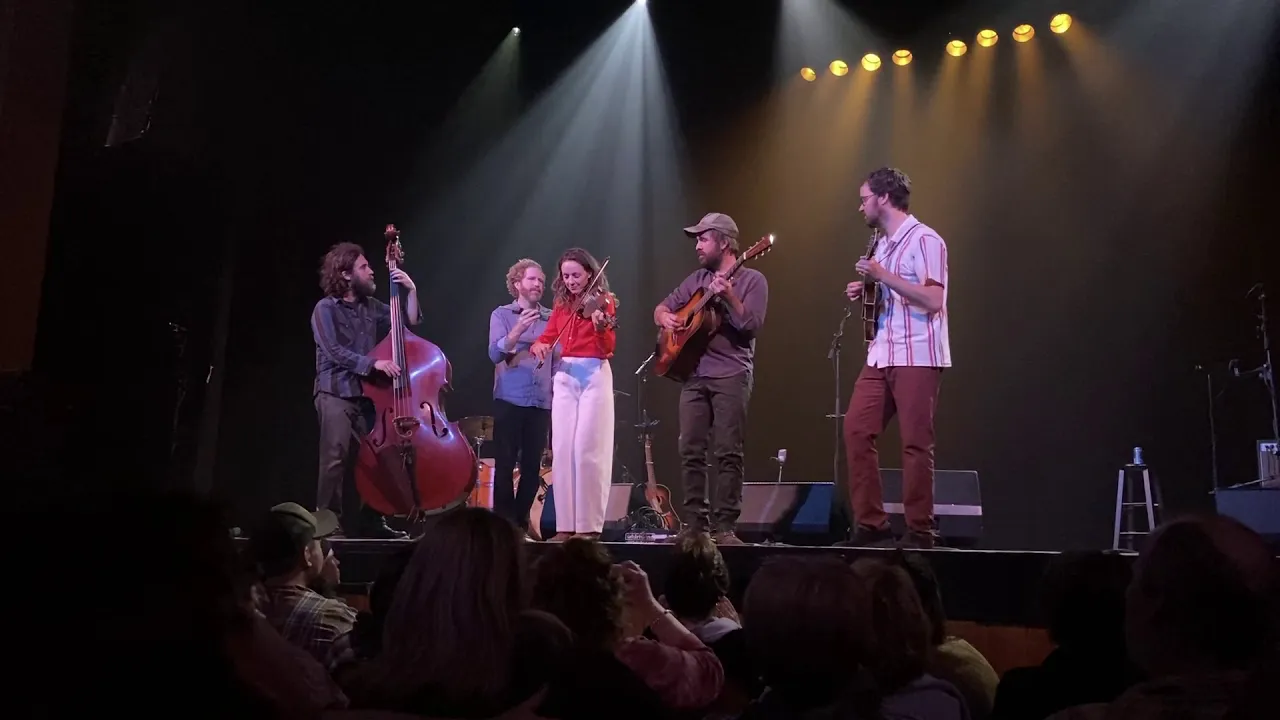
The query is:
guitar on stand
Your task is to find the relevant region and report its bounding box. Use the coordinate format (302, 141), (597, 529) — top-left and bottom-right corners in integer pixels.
(625, 352), (680, 539)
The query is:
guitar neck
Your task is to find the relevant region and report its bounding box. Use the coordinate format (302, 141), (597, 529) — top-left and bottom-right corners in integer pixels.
(643, 440), (658, 490)
(690, 259), (746, 314)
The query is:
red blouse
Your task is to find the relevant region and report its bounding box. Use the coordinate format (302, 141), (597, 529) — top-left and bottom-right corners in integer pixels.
(536, 294), (617, 359)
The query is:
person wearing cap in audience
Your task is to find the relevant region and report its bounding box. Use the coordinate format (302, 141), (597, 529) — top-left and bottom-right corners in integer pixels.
(251, 502), (357, 672)
(653, 213), (769, 545)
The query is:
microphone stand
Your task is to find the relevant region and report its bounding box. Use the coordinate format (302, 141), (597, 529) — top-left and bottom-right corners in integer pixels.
(1229, 284), (1280, 487)
(634, 352), (659, 442)
(826, 307), (853, 486)
(627, 352), (663, 530)
(1194, 364), (1220, 492)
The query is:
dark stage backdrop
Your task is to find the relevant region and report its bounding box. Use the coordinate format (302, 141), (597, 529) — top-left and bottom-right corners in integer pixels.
(34, 0), (1280, 548)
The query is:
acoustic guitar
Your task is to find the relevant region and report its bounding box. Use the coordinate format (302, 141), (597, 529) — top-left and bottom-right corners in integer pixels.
(654, 235), (776, 382)
(642, 432), (679, 531)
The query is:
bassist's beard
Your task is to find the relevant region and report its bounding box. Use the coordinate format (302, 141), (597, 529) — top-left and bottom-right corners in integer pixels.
(353, 276), (376, 298)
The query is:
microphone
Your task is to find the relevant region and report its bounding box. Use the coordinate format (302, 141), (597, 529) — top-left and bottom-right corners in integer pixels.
(635, 351), (656, 376)
(1246, 283), (1263, 298)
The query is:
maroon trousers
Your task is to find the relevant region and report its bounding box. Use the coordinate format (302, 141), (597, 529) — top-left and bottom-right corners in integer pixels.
(843, 365), (943, 534)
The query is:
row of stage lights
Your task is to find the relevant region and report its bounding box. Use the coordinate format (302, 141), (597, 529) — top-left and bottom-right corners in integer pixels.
(801, 13), (1073, 79)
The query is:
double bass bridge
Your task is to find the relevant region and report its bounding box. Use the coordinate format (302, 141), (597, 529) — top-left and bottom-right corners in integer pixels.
(393, 415), (421, 439)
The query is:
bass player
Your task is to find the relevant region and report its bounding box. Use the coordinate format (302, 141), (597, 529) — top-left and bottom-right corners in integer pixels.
(843, 167), (950, 549)
(653, 213), (769, 545)
(311, 242), (418, 539)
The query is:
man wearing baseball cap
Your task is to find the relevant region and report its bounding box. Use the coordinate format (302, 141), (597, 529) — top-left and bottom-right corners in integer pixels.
(653, 213), (769, 545)
(251, 502), (357, 671)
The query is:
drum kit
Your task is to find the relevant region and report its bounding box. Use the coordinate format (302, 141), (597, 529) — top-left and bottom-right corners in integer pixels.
(459, 415), (552, 540)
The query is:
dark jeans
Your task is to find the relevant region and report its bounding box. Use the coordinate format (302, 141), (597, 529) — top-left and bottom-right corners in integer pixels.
(679, 371), (752, 532)
(315, 391), (375, 528)
(493, 399), (550, 531)
(843, 365), (942, 534)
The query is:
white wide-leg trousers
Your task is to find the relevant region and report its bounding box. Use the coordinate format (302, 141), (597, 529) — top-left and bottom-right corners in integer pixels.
(551, 357), (614, 533)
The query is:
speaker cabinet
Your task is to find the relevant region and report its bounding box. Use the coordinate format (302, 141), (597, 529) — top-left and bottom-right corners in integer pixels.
(879, 468), (983, 547)
(738, 482), (837, 544)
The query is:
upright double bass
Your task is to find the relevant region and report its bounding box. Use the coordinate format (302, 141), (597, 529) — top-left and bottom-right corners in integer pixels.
(356, 224), (477, 518)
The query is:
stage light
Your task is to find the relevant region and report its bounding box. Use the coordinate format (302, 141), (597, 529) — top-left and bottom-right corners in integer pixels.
(829, 60), (849, 76)
(892, 49), (912, 66)
(946, 40), (967, 57)
(1013, 24), (1035, 42)
(977, 29), (998, 48)
(800, 67), (817, 82)
(1050, 13), (1072, 34)
(861, 53), (881, 72)
(512, 27), (521, 36)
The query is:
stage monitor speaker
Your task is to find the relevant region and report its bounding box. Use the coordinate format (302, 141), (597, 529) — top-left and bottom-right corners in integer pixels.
(880, 468), (983, 547)
(738, 482), (837, 545)
(1214, 488), (1280, 549)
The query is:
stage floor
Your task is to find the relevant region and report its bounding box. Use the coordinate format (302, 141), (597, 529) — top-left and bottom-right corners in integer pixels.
(328, 538), (1136, 627)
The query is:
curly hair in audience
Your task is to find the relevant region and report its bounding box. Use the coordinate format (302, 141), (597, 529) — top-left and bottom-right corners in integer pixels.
(530, 536), (625, 650)
(319, 242), (365, 298)
(506, 258), (543, 298)
(852, 558), (934, 695)
(353, 507), (527, 712)
(664, 531), (731, 620)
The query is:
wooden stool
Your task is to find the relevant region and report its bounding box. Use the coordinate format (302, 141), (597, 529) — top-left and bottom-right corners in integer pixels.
(1113, 452), (1161, 550)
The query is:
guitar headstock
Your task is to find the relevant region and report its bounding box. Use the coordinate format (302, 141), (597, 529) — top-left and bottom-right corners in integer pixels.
(384, 224), (404, 270)
(743, 234), (776, 262)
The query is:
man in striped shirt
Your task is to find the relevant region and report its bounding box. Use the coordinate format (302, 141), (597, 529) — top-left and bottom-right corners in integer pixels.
(843, 167), (951, 549)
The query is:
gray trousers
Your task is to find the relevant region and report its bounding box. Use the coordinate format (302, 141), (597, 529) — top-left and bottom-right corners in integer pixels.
(678, 371), (753, 532)
(315, 391), (373, 525)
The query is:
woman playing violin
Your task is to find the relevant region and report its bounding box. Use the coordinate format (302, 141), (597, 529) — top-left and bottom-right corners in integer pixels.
(530, 248), (618, 540)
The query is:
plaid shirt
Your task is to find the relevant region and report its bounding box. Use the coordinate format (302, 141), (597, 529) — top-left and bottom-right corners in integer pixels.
(312, 295), (391, 398)
(260, 583), (357, 671)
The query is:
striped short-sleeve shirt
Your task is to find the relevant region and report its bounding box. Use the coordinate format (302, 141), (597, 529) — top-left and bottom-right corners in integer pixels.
(866, 215), (952, 369)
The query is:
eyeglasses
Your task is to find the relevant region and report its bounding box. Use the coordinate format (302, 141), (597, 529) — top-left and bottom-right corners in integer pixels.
(859, 195), (877, 206)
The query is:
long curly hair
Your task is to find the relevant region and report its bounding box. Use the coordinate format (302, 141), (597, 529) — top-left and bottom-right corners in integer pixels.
(551, 247), (618, 310)
(319, 242), (365, 298)
(506, 258), (544, 299)
(530, 537), (625, 651)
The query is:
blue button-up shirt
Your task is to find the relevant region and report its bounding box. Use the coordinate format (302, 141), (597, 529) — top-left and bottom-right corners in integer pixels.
(488, 301), (553, 409)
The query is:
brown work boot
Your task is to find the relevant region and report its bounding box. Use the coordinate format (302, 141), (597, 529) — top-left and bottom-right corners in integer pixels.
(712, 530), (746, 546)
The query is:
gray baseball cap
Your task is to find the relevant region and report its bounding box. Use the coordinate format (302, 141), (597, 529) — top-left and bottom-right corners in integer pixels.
(683, 212), (740, 239)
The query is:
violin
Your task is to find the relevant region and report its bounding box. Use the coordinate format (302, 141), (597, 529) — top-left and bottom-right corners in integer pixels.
(354, 224), (478, 520)
(578, 286), (618, 327)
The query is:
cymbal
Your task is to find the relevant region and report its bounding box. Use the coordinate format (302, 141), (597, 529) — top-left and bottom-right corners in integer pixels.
(458, 415), (495, 442)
